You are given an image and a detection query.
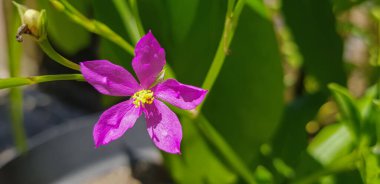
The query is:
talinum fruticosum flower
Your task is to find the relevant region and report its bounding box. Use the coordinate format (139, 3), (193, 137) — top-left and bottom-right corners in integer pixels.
(80, 31), (207, 154)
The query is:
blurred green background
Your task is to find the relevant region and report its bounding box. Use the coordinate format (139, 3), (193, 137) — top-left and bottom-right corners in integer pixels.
(2, 0), (380, 183)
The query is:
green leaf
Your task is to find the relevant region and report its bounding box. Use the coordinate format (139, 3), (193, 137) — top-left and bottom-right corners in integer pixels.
(328, 83), (361, 141)
(138, 0), (226, 86)
(138, 0), (283, 181)
(111, 0), (140, 44)
(164, 116), (237, 184)
(203, 2), (284, 164)
(359, 86), (379, 144)
(37, 0), (91, 55)
(282, 0), (346, 89)
(137, 1), (241, 182)
(253, 165), (274, 184)
(167, 0), (200, 44)
(361, 152), (380, 184)
(269, 0), (347, 179)
(272, 93), (326, 167)
(308, 123), (355, 166)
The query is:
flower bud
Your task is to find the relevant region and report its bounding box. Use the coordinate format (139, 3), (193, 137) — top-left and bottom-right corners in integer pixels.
(13, 2), (47, 42)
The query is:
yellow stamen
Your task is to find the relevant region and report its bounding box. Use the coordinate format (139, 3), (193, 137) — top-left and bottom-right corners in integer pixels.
(132, 90), (154, 108)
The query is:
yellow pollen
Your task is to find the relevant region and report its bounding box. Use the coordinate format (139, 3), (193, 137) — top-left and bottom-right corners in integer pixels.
(132, 90), (154, 108)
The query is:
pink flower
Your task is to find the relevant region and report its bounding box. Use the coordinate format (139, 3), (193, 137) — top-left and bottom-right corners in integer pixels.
(80, 31), (207, 154)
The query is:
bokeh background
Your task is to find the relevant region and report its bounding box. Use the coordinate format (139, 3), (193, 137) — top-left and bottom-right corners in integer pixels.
(1, 0), (380, 183)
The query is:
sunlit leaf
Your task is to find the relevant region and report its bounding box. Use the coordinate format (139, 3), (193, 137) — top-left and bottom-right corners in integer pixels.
(308, 123), (354, 166)
(328, 83), (361, 141)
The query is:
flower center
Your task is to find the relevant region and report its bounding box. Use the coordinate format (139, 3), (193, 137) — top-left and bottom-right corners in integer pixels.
(132, 90), (154, 108)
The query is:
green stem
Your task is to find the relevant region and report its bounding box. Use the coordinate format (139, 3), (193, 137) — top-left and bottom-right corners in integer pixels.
(9, 89), (27, 153)
(195, 115), (257, 184)
(128, 0), (145, 37)
(0, 74), (84, 89)
(6, 0), (28, 153)
(196, 0), (246, 113)
(112, 0), (140, 44)
(50, 0), (135, 55)
(38, 38), (80, 70)
(375, 21), (380, 145)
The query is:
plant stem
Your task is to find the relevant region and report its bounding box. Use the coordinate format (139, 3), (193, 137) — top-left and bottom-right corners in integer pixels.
(50, 0), (135, 55)
(38, 38), (80, 70)
(5, 0), (28, 153)
(182, 1), (256, 183)
(195, 115), (257, 184)
(128, 0), (145, 37)
(0, 74), (84, 89)
(112, 0), (140, 44)
(196, 0), (246, 114)
(375, 21), (380, 145)
(9, 89), (27, 152)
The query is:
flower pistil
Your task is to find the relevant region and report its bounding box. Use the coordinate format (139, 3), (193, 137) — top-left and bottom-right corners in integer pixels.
(132, 89), (154, 108)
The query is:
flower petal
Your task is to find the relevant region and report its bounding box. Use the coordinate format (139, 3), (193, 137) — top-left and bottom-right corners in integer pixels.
(132, 31), (166, 88)
(152, 79), (208, 110)
(80, 60), (141, 96)
(93, 99), (141, 147)
(144, 100), (182, 154)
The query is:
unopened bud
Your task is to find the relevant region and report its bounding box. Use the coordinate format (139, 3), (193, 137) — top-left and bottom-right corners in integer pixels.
(13, 2), (47, 42)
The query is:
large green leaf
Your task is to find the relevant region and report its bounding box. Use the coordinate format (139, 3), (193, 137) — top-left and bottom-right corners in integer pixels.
(165, 117), (237, 184)
(96, 0), (234, 182)
(282, 0), (346, 89)
(268, 0), (347, 181)
(361, 152), (380, 184)
(167, 0), (200, 44)
(203, 2), (284, 164)
(93, 0), (283, 181)
(138, 0), (226, 86)
(138, 0), (283, 181)
(272, 93), (326, 167)
(37, 0), (91, 55)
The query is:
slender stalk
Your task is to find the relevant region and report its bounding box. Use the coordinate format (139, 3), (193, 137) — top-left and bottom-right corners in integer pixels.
(128, 0), (145, 37)
(376, 21), (380, 100)
(0, 74), (84, 89)
(196, 0), (246, 114)
(185, 1), (255, 183)
(38, 38), (80, 70)
(196, 115), (257, 184)
(375, 21), (380, 146)
(5, 0), (28, 153)
(50, 0), (135, 55)
(9, 89), (27, 152)
(112, 0), (140, 44)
